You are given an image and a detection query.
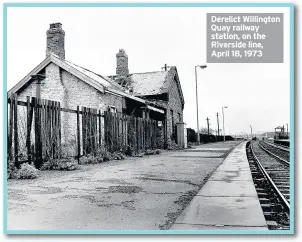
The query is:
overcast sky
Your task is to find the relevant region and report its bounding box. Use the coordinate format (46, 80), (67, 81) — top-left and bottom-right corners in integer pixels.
(7, 6), (290, 135)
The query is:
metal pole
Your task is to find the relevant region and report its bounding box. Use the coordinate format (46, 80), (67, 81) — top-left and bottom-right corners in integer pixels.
(216, 112), (220, 141)
(250, 125), (253, 139)
(222, 107), (225, 141)
(36, 78), (41, 99)
(195, 66), (200, 143)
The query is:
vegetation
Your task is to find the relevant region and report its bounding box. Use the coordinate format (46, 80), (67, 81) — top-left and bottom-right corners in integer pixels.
(40, 157), (78, 171)
(10, 163), (38, 179)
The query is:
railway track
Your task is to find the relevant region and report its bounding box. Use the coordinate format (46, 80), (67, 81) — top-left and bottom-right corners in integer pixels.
(263, 140), (290, 152)
(246, 141), (290, 230)
(258, 140), (289, 164)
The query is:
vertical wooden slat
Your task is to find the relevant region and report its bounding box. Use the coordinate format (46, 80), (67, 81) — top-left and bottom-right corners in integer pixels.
(88, 108), (91, 154)
(104, 111), (106, 147)
(51, 101), (55, 158)
(84, 107), (87, 155)
(137, 118), (139, 151)
(54, 102), (58, 158)
(56, 102), (59, 158)
(82, 107), (86, 155)
(117, 113), (120, 151)
(13, 94), (19, 168)
(95, 109), (97, 151)
(99, 110), (102, 147)
(47, 100), (52, 159)
(41, 99), (45, 159)
(77, 106), (80, 162)
(34, 97), (39, 168)
(121, 114), (124, 151)
(92, 109), (96, 153)
(38, 98), (42, 165)
(87, 108), (90, 154)
(95, 110), (98, 149)
(26, 96), (31, 164)
(8, 94), (14, 162)
(58, 102), (61, 158)
(52, 101), (56, 158)
(112, 112), (115, 151)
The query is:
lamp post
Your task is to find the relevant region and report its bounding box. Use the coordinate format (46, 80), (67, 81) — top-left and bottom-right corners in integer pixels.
(195, 65), (207, 144)
(222, 106), (228, 141)
(250, 125), (253, 139)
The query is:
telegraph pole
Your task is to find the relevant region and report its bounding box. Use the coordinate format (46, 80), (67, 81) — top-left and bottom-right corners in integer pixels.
(216, 112), (220, 140)
(206, 117), (210, 136)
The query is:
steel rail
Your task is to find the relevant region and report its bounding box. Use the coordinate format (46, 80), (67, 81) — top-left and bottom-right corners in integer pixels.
(250, 142), (290, 213)
(263, 140), (290, 153)
(258, 142), (289, 166)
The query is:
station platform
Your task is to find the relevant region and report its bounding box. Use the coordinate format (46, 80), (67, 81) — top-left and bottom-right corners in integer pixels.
(170, 141), (268, 230)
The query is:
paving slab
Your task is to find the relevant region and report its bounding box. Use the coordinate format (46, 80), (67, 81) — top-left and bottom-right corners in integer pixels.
(208, 170), (254, 182)
(171, 141), (268, 230)
(171, 152), (225, 158)
(8, 141), (242, 230)
(189, 147), (231, 152)
(171, 196), (267, 227)
(171, 223), (268, 230)
(197, 180), (257, 197)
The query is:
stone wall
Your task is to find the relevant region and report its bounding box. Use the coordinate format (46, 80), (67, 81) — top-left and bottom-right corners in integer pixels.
(16, 62), (125, 156)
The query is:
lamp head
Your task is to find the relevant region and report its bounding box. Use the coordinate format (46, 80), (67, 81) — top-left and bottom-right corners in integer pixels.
(197, 65), (207, 69)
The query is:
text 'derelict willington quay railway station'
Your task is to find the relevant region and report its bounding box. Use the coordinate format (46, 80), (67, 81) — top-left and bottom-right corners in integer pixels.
(207, 13), (284, 63)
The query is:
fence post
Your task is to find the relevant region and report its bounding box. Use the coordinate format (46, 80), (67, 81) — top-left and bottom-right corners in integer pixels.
(58, 102), (61, 157)
(13, 94), (19, 168)
(26, 96), (31, 164)
(99, 110), (102, 147)
(34, 98), (41, 168)
(8, 94), (13, 162)
(77, 106), (80, 163)
(47, 100), (52, 159)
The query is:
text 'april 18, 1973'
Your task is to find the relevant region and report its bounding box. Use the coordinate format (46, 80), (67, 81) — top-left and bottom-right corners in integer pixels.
(207, 13), (283, 63)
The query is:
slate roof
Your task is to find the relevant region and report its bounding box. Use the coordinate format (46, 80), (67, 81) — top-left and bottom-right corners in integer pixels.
(107, 66), (184, 108)
(7, 54), (164, 113)
(64, 60), (123, 91)
(128, 71), (169, 96)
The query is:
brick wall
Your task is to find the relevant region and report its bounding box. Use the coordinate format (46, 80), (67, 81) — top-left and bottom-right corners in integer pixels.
(166, 75), (183, 146)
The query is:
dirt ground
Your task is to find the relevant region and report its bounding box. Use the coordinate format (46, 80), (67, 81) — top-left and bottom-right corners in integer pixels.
(7, 141), (241, 231)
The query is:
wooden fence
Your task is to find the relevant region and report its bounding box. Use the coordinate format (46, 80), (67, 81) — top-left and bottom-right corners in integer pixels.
(8, 94), (61, 169)
(104, 111), (159, 153)
(8, 95), (161, 169)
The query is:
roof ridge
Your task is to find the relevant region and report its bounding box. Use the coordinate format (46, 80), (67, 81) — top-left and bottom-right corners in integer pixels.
(64, 60), (123, 89)
(129, 70), (168, 75)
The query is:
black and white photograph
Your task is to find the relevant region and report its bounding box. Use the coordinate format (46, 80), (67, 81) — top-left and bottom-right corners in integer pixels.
(4, 3), (293, 234)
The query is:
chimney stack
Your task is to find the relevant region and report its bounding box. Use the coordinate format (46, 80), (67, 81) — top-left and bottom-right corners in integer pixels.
(116, 49), (129, 77)
(46, 23), (65, 60)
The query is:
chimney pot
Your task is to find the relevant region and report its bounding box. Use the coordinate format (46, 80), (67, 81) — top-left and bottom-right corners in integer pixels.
(46, 22), (65, 60)
(50, 23), (62, 29)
